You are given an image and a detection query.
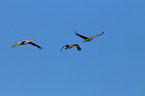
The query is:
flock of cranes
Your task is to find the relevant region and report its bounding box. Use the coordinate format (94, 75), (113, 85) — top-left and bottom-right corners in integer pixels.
(11, 31), (104, 51)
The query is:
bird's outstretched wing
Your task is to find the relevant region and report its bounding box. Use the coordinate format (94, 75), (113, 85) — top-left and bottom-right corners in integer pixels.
(75, 32), (89, 40)
(11, 41), (23, 48)
(28, 42), (42, 49)
(92, 32), (104, 39)
(73, 44), (81, 51)
(60, 45), (66, 51)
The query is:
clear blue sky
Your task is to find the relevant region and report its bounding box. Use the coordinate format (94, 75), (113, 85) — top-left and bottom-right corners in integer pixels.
(0, 0), (145, 96)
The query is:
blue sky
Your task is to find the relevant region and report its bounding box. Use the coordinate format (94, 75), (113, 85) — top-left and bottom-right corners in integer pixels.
(0, 0), (145, 96)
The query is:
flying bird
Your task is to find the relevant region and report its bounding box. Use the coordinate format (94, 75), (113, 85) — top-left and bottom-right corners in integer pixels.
(75, 31), (104, 42)
(11, 40), (42, 49)
(60, 44), (81, 51)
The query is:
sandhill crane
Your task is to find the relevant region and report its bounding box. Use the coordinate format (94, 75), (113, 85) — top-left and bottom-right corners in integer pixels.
(60, 44), (81, 51)
(11, 40), (42, 49)
(75, 31), (104, 42)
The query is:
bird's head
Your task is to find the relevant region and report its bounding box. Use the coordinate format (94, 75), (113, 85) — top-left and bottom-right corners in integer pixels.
(31, 40), (35, 42)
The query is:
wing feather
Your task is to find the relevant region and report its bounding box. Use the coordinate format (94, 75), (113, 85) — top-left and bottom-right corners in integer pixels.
(75, 32), (89, 40)
(92, 32), (104, 39)
(29, 42), (42, 49)
(73, 44), (81, 51)
(60, 45), (66, 51)
(11, 41), (23, 48)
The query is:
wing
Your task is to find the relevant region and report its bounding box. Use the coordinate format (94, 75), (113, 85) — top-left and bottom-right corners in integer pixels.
(29, 42), (42, 49)
(11, 41), (23, 48)
(73, 44), (81, 51)
(92, 32), (104, 39)
(75, 32), (89, 40)
(60, 45), (66, 51)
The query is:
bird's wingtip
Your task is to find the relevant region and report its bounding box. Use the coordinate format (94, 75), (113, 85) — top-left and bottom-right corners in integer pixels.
(11, 46), (15, 48)
(39, 47), (43, 49)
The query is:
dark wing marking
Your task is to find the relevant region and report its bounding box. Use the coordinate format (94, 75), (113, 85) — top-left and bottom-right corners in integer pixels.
(60, 45), (66, 51)
(75, 32), (89, 40)
(73, 44), (81, 51)
(29, 42), (42, 49)
(11, 41), (23, 48)
(92, 32), (104, 39)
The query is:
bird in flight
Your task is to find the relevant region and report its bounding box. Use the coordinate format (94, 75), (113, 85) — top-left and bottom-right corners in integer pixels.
(11, 40), (42, 49)
(60, 44), (81, 51)
(75, 31), (104, 42)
